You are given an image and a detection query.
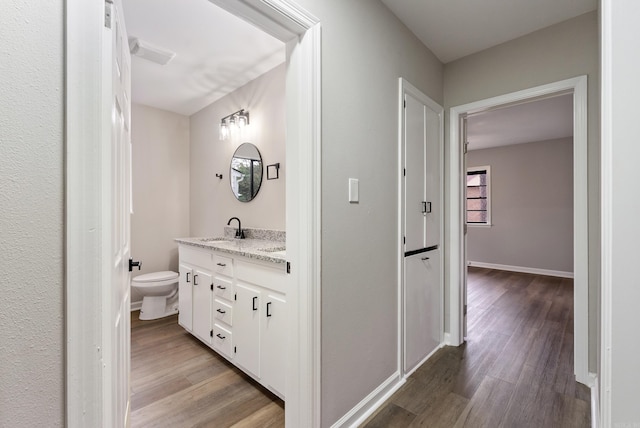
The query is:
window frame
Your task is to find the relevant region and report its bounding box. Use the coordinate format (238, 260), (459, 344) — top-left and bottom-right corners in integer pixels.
(466, 165), (492, 226)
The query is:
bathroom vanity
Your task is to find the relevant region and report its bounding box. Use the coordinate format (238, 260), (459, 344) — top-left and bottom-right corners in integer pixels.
(175, 230), (287, 399)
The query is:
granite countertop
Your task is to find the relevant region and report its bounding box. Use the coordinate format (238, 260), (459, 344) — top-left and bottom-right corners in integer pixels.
(175, 236), (286, 265)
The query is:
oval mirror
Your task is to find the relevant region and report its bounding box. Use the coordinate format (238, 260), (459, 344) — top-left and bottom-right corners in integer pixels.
(230, 142), (263, 202)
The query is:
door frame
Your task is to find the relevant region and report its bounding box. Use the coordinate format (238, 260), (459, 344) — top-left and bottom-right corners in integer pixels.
(397, 78), (444, 376)
(446, 76), (592, 385)
(65, 1), (322, 426)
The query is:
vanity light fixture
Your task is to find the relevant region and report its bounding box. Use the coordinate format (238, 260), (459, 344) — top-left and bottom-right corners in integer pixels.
(219, 109), (250, 141)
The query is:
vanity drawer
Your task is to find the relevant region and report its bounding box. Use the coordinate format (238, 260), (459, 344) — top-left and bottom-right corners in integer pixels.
(212, 324), (233, 358)
(213, 276), (233, 300)
(213, 299), (233, 326)
(213, 254), (234, 276)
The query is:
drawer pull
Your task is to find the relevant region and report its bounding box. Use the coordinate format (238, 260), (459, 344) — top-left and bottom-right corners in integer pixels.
(252, 296), (258, 311)
(266, 302), (272, 317)
(216, 285), (226, 290)
(216, 308), (226, 314)
(421, 257), (430, 261)
(216, 262), (226, 267)
(216, 333), (226, 340)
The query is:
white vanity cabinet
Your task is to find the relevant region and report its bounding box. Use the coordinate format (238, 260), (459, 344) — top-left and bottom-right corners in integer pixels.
(177, 244), (287, 399)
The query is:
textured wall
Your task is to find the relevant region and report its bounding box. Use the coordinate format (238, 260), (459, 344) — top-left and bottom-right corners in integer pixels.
(467, 138), (573, 273)
(190, 63), (286, 236)
(0, 0), (64, 425)
(444, 11), (599, 371)
(131, 104), (191, 305)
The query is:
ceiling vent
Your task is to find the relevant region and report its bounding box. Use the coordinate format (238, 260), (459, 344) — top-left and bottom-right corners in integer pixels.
(128, 37), (176, 66)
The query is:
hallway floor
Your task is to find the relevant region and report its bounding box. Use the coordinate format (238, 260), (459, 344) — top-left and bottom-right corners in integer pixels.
(363, 267), (590, 428)
(130, 311), (284, 427)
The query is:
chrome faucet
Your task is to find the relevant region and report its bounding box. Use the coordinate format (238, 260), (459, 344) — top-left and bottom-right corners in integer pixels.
(227, 217), (245, 239)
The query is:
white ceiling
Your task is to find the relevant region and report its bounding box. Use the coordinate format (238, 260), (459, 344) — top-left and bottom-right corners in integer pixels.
(380, 0), (597, 63)
(466, 94), (573, 151)
(122, 0), (285, 116)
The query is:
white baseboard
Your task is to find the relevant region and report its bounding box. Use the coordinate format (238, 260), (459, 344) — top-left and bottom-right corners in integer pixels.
(130, 300), (142, 312)
(591, 374), (599, 428)
(330, 372), (405, 428)
(468, 261), (574, 279)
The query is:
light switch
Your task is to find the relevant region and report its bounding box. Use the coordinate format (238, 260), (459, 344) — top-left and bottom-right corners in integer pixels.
(349, 178), (359, 203)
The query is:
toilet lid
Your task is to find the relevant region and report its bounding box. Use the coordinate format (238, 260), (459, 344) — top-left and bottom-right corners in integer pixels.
(132, 271), (179, 283)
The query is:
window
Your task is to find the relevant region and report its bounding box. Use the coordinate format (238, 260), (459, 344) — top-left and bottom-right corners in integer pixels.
(466, 166), (491, 225)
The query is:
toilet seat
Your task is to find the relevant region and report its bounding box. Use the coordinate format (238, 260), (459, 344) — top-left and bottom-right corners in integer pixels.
(132, 271), (179, 287)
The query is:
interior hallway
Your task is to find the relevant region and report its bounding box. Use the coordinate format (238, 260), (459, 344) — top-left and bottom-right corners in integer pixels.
(130, 312), (284, 427)
(363, 267), (590, 427)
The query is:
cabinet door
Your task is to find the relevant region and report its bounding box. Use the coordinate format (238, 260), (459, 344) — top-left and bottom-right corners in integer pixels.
(192, 269), (212, 344)
(234, 282), (261, 377)
(178, 263), (193, 331)
(404, 250), (441, 373)
(261, 291), (286, 398)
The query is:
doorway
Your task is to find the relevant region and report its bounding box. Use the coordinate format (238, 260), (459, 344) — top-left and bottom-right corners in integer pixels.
(65, 0), (321, 426)
(446, 76), (591, 385)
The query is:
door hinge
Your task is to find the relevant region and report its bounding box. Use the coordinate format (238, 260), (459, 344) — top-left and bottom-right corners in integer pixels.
(403, 236), (406, 245)
(234, 293), (237, 301)
(464, 304), (468, 316)
(403, 168), (406, 177)
(463, 141), (469, 154)
(210, 330), (213, 337)
(464, 223), (468, 234)
(286, 261), (291, 274)
(404, 100), (406, 108)
(210, 283), (213, 291)
(104, 0), (113, 28)
(234, 346), (237, 354)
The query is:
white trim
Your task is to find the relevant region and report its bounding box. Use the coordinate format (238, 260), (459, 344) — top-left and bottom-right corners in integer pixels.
(447, 76), (590, 385)
(66, 1), (106, 425)
(66, 1), (321, 427)
(467, 261), (573, 279)
(591, 375), (600, 428)
(130, 301), (142, 312)
(330, 373), (405, 428)
(599, 1), (612, 425)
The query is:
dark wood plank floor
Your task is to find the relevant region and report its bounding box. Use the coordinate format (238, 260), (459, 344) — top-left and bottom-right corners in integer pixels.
(130, 311), (284, 427)
(363, 267), (590, 428)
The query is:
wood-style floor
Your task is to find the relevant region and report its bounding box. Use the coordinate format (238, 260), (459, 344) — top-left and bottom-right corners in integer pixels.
(363, 267), (591, 428)
(130, 311), (284, 427)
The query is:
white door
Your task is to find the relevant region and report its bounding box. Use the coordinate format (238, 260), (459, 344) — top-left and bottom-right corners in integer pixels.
(104, 0), (132, 425)
(234, 283), (261, 377)
(401, 79), (443, 375)
(193, 269), (213, 344)
(261, 291), (287, 397)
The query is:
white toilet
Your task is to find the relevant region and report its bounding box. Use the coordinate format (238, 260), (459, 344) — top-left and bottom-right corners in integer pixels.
(132, 271), (179, 320)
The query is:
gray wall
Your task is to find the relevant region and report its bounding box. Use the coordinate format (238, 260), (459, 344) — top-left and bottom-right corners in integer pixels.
(296, 0), (443, 425)
(190, 63), (286, 236)
(443, 11), (599, 371)
(467, 138), (573, 273)
(0, 0), (64, 425)
(131, 104), (191, 304)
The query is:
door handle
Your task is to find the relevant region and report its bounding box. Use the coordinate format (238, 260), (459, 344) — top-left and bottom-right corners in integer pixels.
(129, 258), (141, 272)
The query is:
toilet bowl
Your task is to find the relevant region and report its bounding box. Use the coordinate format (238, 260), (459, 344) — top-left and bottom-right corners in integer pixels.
(132, 271), (179, 320)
